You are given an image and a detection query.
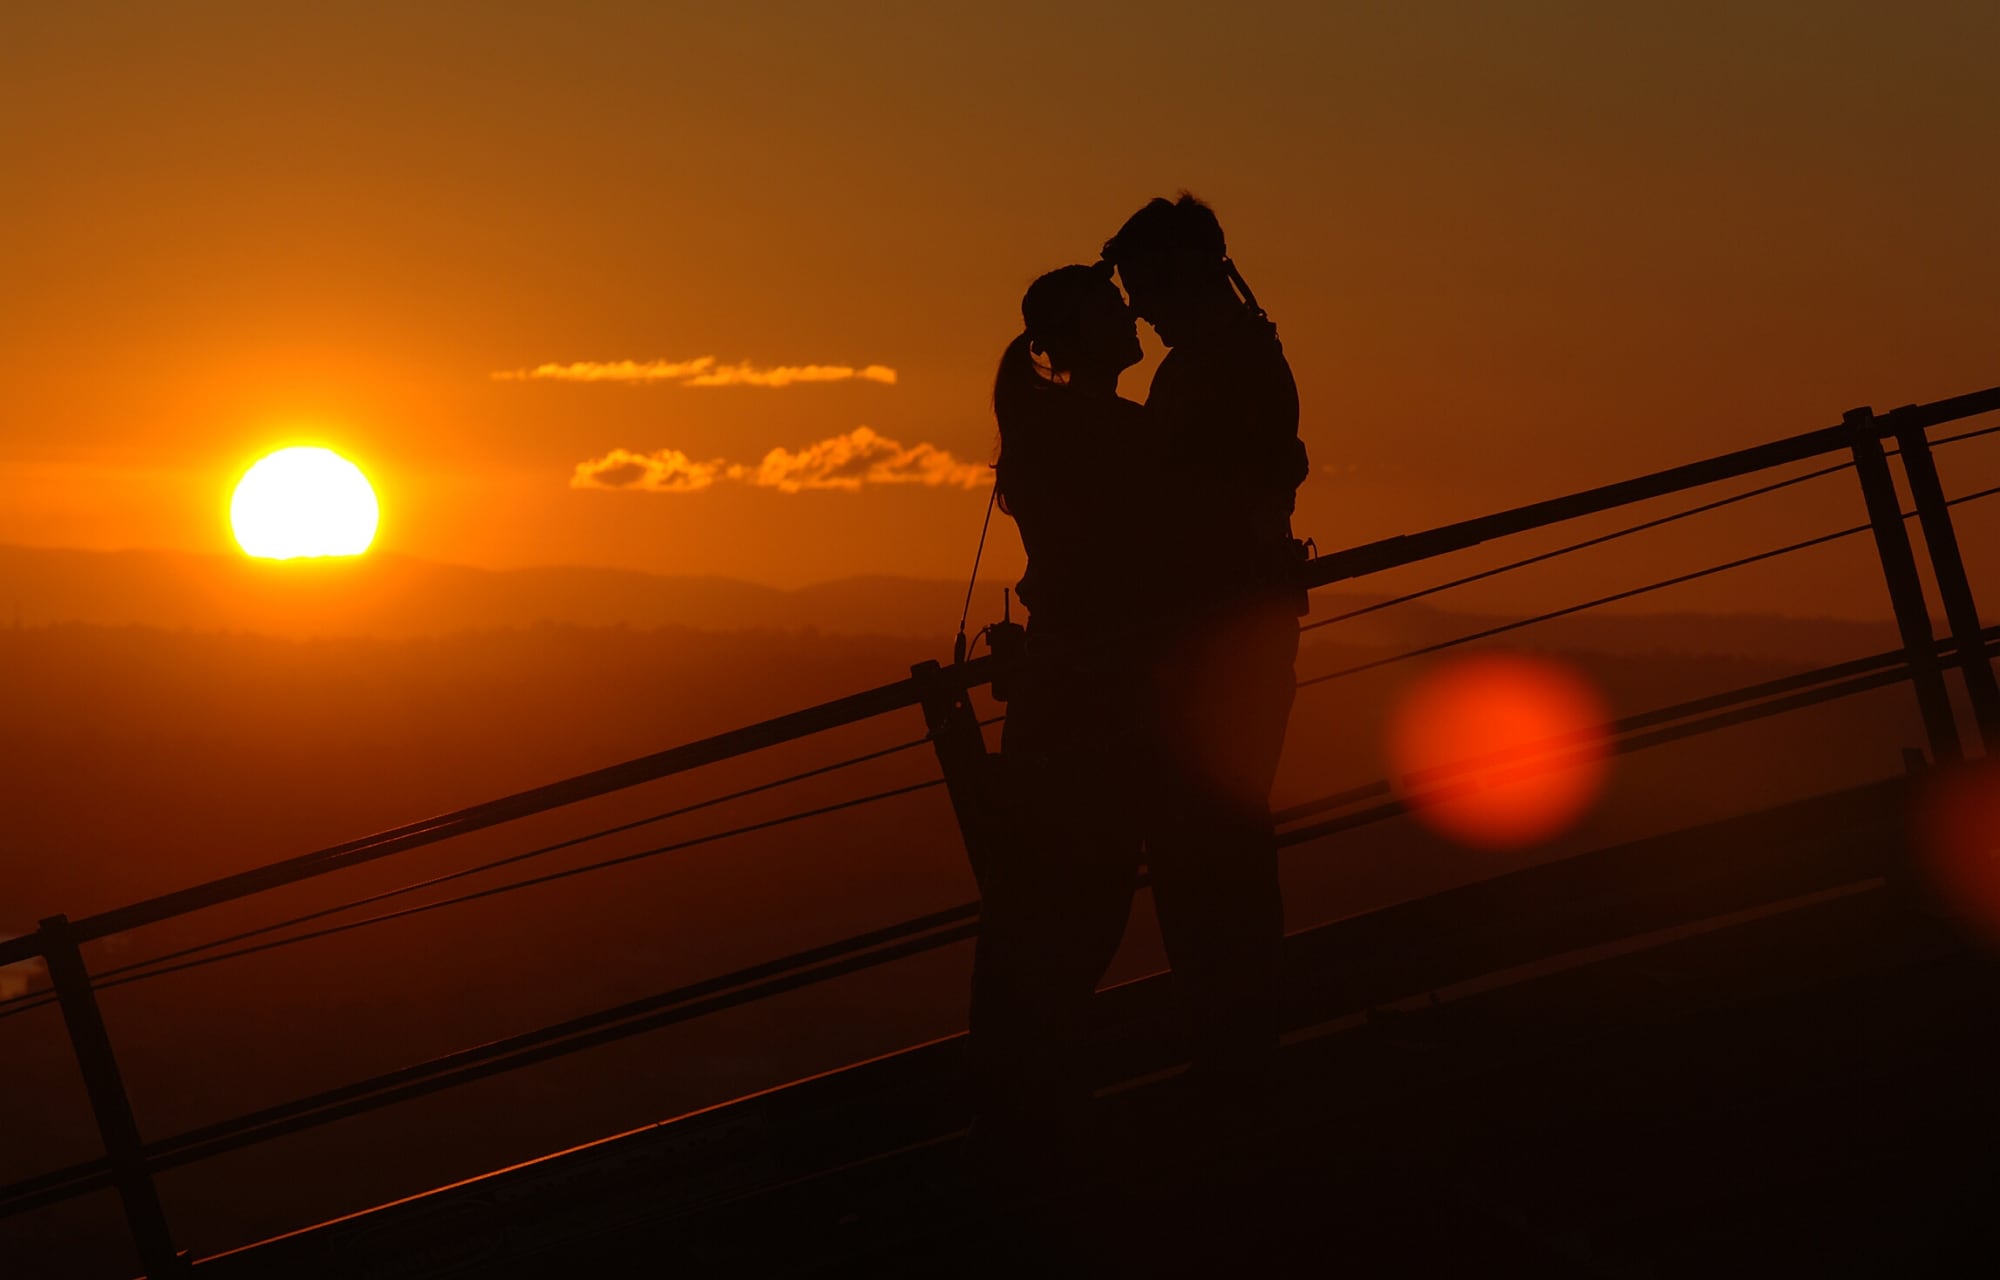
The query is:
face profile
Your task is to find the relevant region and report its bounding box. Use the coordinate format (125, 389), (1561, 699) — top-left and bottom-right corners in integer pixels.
(1063, 276), (1143, 378)
(1101, 194), (1238, 349)
(1110, 257), (1163, 329)
(1017, 268), (1144, 383)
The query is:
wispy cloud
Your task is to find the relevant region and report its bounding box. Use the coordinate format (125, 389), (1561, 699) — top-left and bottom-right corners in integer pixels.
(573, 428), (988, 495)
(495, 357), (897, 387)
(571, 448), (728, 493)
(686, 362), (898, 388)
(743, 427), (986, 492)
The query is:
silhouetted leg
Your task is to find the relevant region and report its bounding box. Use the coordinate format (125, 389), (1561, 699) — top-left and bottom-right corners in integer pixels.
(968, 652), (1145, 1154)
(1146, 602), (1299, 1091)
(1147, 798), (1283, 1088)
(968, 813), (1137, 1125)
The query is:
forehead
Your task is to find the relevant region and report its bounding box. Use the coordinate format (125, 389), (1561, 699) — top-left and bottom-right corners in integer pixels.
(1113, 258), (1161, 289)
(1082, 279), (1130, 311)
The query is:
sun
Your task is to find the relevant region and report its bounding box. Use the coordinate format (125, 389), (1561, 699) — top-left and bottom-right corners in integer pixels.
(231, 446), (380, 559)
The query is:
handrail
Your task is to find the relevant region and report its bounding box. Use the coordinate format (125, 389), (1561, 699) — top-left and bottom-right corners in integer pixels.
(0, 658), (992, 970)
(1305, 387), (2000, 588)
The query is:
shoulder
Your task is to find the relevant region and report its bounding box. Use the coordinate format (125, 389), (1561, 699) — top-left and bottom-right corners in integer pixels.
(1225, 317), (1298, 405)
(1223, 312), (1292, 367)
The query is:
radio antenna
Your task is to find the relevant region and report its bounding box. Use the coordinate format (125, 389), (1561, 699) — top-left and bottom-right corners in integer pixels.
(953, 479), (999, 665)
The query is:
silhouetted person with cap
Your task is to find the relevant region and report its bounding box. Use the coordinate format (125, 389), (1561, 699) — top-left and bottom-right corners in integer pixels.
(1102, 192), (1307, 1103)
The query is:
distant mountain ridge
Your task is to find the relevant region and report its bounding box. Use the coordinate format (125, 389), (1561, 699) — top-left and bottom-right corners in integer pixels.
(0, 543), (1902, 665)
(0, 544), (968, 642)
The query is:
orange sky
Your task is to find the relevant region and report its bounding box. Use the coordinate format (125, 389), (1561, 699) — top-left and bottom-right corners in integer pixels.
(4, 2), (1997, 616)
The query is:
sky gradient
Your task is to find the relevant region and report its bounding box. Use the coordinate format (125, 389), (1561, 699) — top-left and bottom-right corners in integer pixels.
(5, 1), (1996, 615)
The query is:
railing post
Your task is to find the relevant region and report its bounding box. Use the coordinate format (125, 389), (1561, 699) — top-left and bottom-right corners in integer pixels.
(911, 660), (999, 889)
(37, 915), (184, 1276)
(1846, 407), (1962, 762)
(1891, 414), (2000, 753)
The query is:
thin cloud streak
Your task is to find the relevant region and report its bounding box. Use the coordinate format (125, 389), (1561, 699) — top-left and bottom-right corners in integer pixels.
(573, 428), (987, 494)
(570, 448), (728, 493)
(495, 357), (897, 387)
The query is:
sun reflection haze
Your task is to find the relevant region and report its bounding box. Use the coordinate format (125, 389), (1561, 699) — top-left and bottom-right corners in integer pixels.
(1387, 652), (1611, 850)
(1913, 760), (2000, 943)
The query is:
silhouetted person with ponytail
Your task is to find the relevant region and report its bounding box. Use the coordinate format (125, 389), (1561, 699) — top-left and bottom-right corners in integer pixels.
(1102, 193), (1307, 1104)
(969, 263), (1159, 1169)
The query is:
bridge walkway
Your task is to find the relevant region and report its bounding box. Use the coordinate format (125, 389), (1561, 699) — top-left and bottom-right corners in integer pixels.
(197, 776), (2000, 1276)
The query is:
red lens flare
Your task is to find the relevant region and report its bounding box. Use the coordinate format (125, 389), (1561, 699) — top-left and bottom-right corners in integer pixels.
(1387, 653), (1612, 851)
(1912, 760), (2000, 943)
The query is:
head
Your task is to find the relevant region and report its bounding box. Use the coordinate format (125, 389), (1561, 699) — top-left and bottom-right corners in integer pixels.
(1101, 192), (1238, 346)
(992, 263), (1142, 426)
(1021, 261), (1143, 380)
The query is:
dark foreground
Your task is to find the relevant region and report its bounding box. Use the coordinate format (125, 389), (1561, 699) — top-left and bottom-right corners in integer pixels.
(201, 777), (1999, 1278)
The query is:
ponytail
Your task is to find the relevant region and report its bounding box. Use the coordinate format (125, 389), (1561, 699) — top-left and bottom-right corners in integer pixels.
(992, 331), (1042, 428)
(991, 331), (1042, 514)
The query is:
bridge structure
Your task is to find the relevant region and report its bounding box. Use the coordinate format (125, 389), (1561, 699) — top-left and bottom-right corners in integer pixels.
(2, 391), (1998, 1275)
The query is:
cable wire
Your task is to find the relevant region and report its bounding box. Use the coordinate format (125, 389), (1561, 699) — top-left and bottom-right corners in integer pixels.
(1933, 421), (2000, 448)
(1299, 524), (1867, 689)
(0, 777), (945, 1022)
(1298, 483), (2000, 691)
(1301, 421), (1996, 638)
(1302, 459), (1855, 633)
(74, 734), (933, 992)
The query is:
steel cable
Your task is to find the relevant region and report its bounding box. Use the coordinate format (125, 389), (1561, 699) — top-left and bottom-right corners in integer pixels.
(1301, 459), (1855, 634)
(0, 734), (933, 1018)
(0, 776), (944, 1023)
(1301, 420), (1996, 639)
(1297, 484), (2000, 691)
(87, 734), (931, 986)
(1932, 421), (2000, 448)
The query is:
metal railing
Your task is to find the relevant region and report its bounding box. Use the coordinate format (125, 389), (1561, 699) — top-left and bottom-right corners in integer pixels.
(2, 389), (1997, 1275)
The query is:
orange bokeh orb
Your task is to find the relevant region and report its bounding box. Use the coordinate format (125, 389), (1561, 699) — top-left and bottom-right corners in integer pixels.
(1387, 652), (1611, 850)
(1912, 760), (2000, 943)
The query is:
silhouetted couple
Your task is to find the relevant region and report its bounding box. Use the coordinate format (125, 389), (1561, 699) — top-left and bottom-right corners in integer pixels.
(970, 195), (1309, 1177)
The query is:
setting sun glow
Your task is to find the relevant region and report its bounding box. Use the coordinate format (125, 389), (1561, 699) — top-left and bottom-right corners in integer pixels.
(230, 447), (379, 559)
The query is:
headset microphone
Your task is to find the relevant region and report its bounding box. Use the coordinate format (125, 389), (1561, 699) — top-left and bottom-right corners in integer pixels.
(953, 475), (999, 666)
